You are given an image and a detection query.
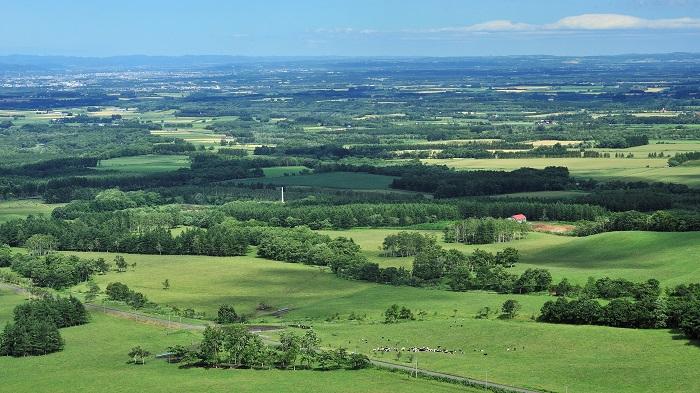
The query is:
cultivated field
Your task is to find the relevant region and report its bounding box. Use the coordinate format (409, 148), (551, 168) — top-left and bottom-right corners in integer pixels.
(96, 155), (190, 173)
(423, 157), (700, 186)
(0, 199), (63, 222)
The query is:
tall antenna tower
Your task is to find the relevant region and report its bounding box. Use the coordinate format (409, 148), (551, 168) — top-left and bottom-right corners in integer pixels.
(281, 187), (285, 203)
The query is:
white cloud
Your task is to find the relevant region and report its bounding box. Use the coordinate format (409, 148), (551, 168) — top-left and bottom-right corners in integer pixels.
(314, 13), (700, 40)
(546, 14), (700, 30)
(431, 14), (700, 33)
(446, 20), (535, 32)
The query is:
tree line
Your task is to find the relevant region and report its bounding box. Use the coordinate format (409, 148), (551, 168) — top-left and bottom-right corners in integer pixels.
(539, 277), (700, 342)
(573, 210), (700, 236)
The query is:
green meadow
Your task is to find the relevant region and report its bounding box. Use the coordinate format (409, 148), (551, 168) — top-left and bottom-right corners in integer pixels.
(311, 317), (700, 393)
(5, 226), (700, 392)
(96, 154), (190, 173)
(423, 157), (700, 186)
(319, 228), (700, 285)
(65, 251), (546, 321)
(0, 199), (63, 222)
(0, 301), (473, 393)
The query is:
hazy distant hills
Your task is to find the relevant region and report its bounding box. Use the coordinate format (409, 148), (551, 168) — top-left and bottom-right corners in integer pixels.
(0, 53), (699, 73)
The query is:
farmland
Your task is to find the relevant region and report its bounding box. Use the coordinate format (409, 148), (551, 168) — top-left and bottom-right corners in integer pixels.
(0, 199), (63, 222)
(0, 306), (473, 393)
(1, 53), (700, 393)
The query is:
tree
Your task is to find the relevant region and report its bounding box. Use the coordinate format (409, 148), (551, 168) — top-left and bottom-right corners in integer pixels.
(95, 258), (110, 275)
(553, 278), (574, 297)
(412, 245), (445, 281)
(128, 346), (151, 365)
(278, 331), (301, 369)
(25, 234), (58, 256)
(300, 329), (320, 368)
(501, 299), (521, 319)
(495, 247), (519, 267)
(84, 281), (100, 303)
(114, 256), (127, 272)
(384, 304), (400, 323)
(162, 279), (170, 290)
(217, 305), (241, 324)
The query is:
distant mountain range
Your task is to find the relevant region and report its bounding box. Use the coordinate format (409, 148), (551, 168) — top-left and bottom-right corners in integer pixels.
(0, 53), (699, 73)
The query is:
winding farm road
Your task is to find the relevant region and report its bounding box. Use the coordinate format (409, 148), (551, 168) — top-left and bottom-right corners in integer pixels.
(2, 281), (543, 393)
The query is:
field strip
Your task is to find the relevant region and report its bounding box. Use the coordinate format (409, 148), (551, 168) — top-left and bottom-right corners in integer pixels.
(0, 282), (280, 333)
(370, 359), (544, 393)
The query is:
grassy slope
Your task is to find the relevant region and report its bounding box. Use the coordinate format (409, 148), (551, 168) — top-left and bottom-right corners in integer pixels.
(312, 318), (700, 393)
(0, 199), (64, 223)
(518, 231), (700, 285)
(0, 309), (472, 393)
(66, 251), (546, 321)
(321, 228), (700, 285)
(7, 247), (700, 393)
(95, 154), (190, 174)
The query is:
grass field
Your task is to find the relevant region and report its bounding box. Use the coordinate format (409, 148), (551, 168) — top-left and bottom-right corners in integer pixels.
(7, 244), (700, 392)
(423, 157), (700, 186)
(238, 172), (397, 190)
(0, 199), (64, 222)
(261, 166), (308, 177)
(319, 229), (700, 285)
(0, 308), (472, 393)
(311, 317), (700, 393)
(96, 155), (190, 173)
(0, 288), (26, 323)
(66, 251), (546, 321)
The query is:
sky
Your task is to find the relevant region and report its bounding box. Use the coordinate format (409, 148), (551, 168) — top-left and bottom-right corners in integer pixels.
(2, 0), (700, 57)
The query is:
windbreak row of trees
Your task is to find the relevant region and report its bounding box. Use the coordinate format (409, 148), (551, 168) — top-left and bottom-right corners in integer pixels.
(573, 210), (700, 236)
(458, 200), (607, 221)
(391, 165), (573, 198)
(444, 218), (530, 244)
(668, 151), (700, 167)
(220, 201), (459, 229)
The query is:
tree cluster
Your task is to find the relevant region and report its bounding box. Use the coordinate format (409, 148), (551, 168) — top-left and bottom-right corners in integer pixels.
(0, 296), (88, 357)
(444, 218), (529, 244)
(170, 326), (369, 371)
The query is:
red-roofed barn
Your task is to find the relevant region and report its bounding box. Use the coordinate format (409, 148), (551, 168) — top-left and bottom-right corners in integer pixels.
(510, 214), (527, 223)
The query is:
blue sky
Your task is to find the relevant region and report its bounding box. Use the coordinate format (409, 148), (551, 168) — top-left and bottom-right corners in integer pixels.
(2, 0), (700, 56)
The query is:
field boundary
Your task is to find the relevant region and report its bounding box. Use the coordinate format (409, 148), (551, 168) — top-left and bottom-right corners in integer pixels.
(370, 359), (544, 393)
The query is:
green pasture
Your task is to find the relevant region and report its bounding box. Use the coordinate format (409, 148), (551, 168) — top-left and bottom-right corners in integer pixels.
(261, 166), (308, 177)
(312, 317), (700, 393)
(423, 157), (700, 186)
(0, 199), (63, 222)
(96, 155), (190, 173)
(319, 229), (700, 285)
(592, 139), (700, 157)
(0, 288), (26, 323)
(60, 250), (546, 321)
(0, 309), (469, 393)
